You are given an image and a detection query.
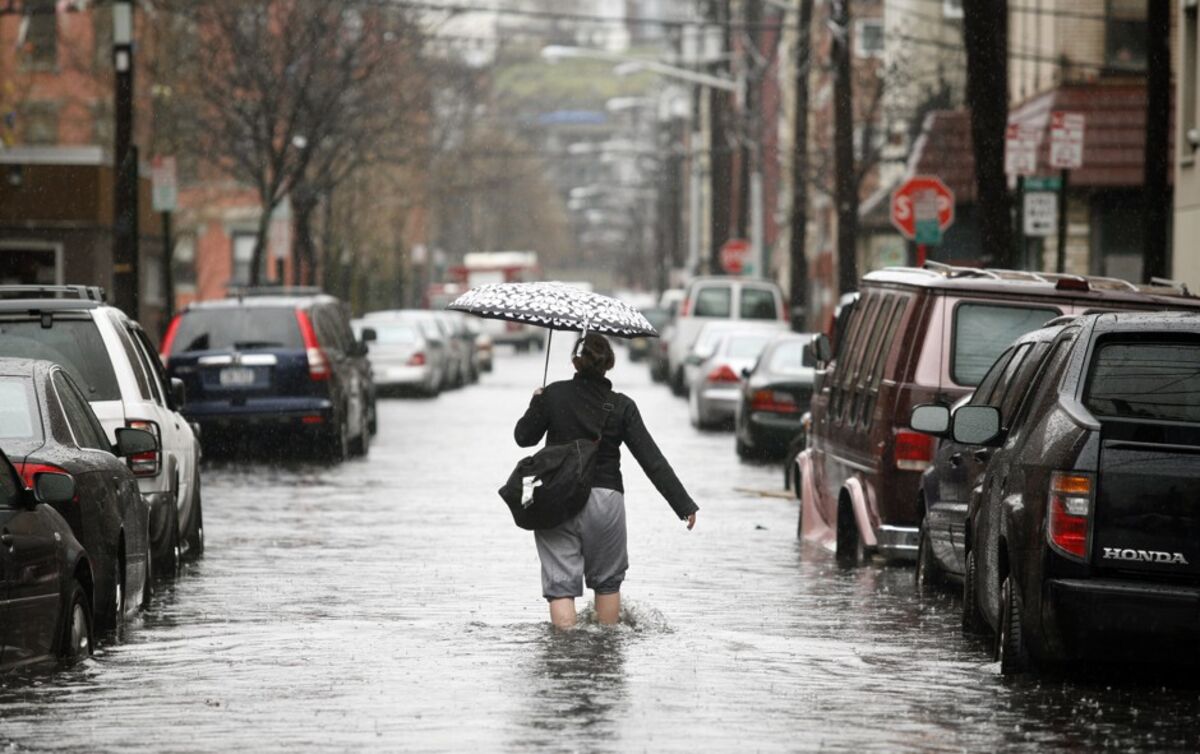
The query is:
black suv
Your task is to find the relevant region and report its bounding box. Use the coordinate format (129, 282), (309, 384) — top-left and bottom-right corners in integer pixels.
(162, 289), (377, 460)
(916, 312), (1200, 673)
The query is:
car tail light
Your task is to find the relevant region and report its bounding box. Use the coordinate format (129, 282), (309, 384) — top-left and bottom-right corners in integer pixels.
(680, 297), (691, 317)
(126, 420), (162, 476)
(1048, 472), (1093, 560)
(301, 415), (325, 425)
(295, 309), (331, 381)
(408, 352), (427, 366)
(159, 314), (182, 363)
(751, 389), (799, 414)
(706, 364), (740, 383)
(894, 430), (935, 471)
(14, 462), (70, 492)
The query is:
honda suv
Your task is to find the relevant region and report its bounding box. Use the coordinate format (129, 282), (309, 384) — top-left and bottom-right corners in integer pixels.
(162, 289), (376, 460)
(0, 285), (202, 575)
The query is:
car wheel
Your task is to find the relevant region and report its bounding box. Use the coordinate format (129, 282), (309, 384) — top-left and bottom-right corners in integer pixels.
(108, 554), (126, 632)
(962, 549), (988, 635)
(182, 466), (204, 559)
(325, 416), (350, 462)
(996, 576), (1029, 674)
(141, 517), (154, 610)
(60, 578), (93, 661)
(349, 409), (370, 457)
(915, 520), (943, 591)
(735, 435), (752, 459)
(670, 369), (687, 397)
(367, 399), (378, 435)
(835, 501), (862, 565)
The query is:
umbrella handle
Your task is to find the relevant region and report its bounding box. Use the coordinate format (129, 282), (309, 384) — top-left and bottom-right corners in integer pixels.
(542, 329), (552, 387)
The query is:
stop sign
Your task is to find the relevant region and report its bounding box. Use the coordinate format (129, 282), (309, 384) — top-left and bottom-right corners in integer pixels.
(890, 176), (955, 240)
(720, 238), (751, 275)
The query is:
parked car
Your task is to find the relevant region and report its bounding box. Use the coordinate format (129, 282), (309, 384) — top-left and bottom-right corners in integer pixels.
(0, 285), (202, 573)
(919, 312), (1200, 673)
(0, 445), (94, 671)
(0, 358), (156, 633)
(367, 310), (457, 390)
(734, 332), (818, 459)
(648, 301), (679, 384)
(465, 318), (493, 373)
(667, 277), (787, 396)
(911, 323), (1066, 589)
(688, 330), (775, 429)
(437, 312), (479, 384)
(629, 307), (670, 362)
(794, 265), (1200, 565)
(682, 320), (788, 393)
(163, 289), (376, 460)
(352, 318), (442, 397)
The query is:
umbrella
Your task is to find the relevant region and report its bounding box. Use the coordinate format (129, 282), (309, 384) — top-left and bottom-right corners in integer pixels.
(446, 281), (658, 385)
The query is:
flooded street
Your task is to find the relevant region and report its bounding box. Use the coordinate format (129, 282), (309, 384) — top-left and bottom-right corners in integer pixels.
(2, 343), (1199, 752)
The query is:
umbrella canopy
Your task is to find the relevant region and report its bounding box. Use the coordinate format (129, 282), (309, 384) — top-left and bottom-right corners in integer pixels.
(446, 282), (659, 339)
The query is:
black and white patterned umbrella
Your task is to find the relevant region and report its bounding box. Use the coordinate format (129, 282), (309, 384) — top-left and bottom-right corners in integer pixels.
(446, 282), (659, 339)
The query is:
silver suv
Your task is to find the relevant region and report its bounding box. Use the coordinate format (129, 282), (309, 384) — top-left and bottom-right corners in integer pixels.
(0, 286), (202, 574)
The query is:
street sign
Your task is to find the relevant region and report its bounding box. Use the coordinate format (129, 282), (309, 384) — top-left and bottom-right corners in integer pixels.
(890, 175), (954, 241)
(1004, 123), (1040, 176)
(151, 155), (177, 212)
(1023, 191), (1057, 237)
(1024, 175), (1062, 192)
(1049, 111), (1085, 169)
(720, 238), (751, 275)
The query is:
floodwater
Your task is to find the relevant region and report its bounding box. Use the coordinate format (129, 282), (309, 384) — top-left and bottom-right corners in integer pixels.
(2, 342), (1199, 752)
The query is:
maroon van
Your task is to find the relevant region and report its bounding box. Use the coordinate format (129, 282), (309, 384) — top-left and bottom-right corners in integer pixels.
(793, 264), (1200, 563)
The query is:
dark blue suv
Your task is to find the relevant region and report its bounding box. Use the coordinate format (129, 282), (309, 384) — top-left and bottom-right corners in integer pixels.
(161, 290), (376, 460)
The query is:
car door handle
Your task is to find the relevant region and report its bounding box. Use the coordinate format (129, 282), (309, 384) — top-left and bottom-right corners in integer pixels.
(973, 449), (993, 464)
(949, 453), (963, 467)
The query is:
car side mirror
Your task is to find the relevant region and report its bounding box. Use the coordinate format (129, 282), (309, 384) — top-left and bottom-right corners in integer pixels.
(33, 471), (76, 505)
(114, 427), (158, 458)
(951, 405), (1003, 446)
(810, 333), (832, 365)
(170, 377), (186, 408)
(361, 327), (377, 343)
(909, 404), (951, 437)
(741, 366), (752, 379)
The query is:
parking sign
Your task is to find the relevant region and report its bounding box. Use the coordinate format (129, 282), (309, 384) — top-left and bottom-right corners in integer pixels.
(1049, 112), (1085, 170)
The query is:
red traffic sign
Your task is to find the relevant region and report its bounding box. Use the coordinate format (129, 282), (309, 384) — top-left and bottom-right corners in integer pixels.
(720, 238), (751, 275)
(891, 175), (955, 240)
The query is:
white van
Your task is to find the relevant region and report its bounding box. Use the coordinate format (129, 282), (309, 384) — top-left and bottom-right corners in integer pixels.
(667, 277), (787, 396)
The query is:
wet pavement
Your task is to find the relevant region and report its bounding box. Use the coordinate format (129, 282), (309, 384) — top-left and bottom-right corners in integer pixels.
(3, 340), (1200, 752)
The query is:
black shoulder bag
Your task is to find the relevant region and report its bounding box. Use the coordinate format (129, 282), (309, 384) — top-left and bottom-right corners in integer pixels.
(498, 389), (615, 531)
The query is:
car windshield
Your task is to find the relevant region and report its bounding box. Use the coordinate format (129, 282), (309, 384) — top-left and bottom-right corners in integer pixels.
(952, 303), (1059, 386)
(726, 335), (771, 359)
(0, 377), (42, 442)
(1085, 339), (1200, 422)
(362, 323), (421, 346)
(767, 341), (810, 374)
(170, 307), (304, 353)
(0, 318), (121, 400)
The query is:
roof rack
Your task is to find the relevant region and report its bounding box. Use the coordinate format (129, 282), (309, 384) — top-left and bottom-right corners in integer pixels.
(1149, 277), (1192, 296)
(225, 285), (325, 299)
(919, 261), (1002, 279)
(0, 285), (106, 302)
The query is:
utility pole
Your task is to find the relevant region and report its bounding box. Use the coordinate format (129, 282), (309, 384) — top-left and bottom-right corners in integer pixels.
(831, 0), (857, 295)
(789, 0), (813, 330)
(1143, 0), (1171, 281)
(708, 0), (733, 274)
(111, 0), (138, 317)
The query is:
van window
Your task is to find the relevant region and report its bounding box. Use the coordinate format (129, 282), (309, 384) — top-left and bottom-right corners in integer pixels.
(835, 294), (881, 422)
(848, 295), (894, 423)
(739, 288), (778, 320)
(693, 286), (732, 318)
(859, 297), (909, 426)
(0, 317), (121, 400)
(952, 303), (1059, 386)
(1085, 339), (1200, 423)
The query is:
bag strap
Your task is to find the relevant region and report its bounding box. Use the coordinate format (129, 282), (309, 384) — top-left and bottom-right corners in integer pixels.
(590, 387), (616, 442)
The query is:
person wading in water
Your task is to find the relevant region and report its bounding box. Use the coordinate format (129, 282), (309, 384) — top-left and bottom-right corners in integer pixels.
(514, 332), (698, 629)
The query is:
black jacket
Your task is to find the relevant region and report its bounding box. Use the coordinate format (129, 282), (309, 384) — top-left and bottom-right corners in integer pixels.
(514, 373), (698, 520)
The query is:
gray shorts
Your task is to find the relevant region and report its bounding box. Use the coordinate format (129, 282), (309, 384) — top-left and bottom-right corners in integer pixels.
(534, 488), (628, 599)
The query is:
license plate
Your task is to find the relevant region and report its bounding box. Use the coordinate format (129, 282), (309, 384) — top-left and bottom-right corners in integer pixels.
(219, 367), (256, 386)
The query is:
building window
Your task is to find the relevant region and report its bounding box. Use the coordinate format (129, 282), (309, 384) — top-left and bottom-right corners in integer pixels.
(855, 19), (884, 58)
(21, 0), (58, 69)
(20, 102), (58, 145)
(231, 233), (264, 286)
(173, 234), (197, 291)
(1106, 0), (1147, 71)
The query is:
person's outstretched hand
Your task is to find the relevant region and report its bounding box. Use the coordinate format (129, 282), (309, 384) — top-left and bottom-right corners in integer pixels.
(686, 512), (696, 530)
(533, 388), (543, 396)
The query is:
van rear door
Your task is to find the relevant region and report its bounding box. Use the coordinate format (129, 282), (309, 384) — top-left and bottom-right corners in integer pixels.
(1085, 338), (1200, 578)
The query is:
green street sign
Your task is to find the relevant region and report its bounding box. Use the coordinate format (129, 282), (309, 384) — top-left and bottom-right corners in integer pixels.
(915, 217), (942, 245)
(1025, 176), (1062, 192)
